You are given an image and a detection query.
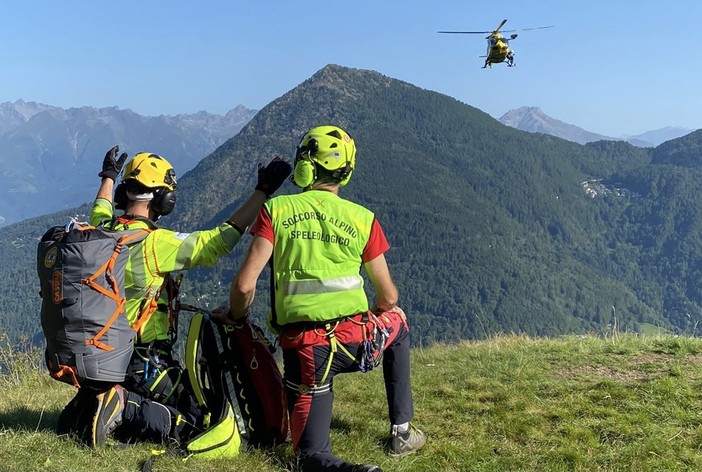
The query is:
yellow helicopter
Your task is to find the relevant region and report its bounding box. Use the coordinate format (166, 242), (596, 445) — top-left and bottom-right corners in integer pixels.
(438, 19), (553, 69)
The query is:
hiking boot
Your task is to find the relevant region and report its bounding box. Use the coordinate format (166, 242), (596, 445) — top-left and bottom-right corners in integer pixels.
(389, 423), (426, 458)
(57, 388), (95, 436)
(350, 465), (383, 472)
(80, 385), (126, 447)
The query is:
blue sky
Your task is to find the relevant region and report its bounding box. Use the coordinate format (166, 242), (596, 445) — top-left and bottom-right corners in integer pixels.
(1, 1), (699, 137)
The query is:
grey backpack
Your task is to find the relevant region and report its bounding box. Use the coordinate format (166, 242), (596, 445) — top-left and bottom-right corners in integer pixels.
(37, 220), (151, 387)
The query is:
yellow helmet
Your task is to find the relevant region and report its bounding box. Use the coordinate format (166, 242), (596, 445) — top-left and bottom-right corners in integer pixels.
(122, 152), (177, 191)
(293, 125), (356, 188)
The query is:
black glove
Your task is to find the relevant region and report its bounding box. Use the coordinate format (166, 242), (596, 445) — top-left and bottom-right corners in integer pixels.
(255, 156), (292, 197)
(98, 145), (128, 181)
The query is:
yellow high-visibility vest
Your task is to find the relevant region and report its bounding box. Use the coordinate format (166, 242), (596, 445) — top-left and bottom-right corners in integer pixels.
(266, 190), (374, 325)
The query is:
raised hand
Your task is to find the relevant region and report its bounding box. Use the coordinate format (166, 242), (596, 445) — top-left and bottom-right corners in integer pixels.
(255, 156), (292, 197)
(98, 145), (128, 181)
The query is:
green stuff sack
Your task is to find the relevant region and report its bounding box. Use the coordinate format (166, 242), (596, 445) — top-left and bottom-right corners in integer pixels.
(184, 402), (241, 459)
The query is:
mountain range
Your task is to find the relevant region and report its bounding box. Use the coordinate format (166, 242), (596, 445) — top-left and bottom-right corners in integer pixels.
(0, 100), (257, 226)
(1, 101), (692, 229)
(499, 106), (694, 147)
(3, 65), (702, 348)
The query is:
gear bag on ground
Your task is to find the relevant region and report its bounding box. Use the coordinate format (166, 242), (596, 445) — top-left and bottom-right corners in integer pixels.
(37, 219), (150, 387)
(185, 310), (289, 450)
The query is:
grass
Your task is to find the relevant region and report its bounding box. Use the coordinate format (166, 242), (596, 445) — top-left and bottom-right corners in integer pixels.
(3, 333), (702, 471)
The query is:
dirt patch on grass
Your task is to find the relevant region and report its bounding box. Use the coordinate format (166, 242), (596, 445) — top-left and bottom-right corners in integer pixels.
(555, 365), (652, 382)
(683, 354), (702, 365)
(555, 352), (702, 382)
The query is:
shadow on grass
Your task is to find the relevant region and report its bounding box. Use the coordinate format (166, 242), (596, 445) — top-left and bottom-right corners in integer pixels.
(330, 416), (353, 434)
(0, 405), (60, 432)
(1, 404), (374, 470)
(330, 416), (393, 455)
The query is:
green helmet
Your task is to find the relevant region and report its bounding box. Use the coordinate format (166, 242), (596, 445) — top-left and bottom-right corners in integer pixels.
(293, 125), (356, 188)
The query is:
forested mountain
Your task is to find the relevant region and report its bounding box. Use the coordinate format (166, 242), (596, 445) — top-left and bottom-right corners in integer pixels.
(0, 101), (257, 226)
(2, 65), (702, 347)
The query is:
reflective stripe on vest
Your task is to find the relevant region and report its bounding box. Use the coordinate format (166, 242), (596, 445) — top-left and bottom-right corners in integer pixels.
(282, 275), (363, 295)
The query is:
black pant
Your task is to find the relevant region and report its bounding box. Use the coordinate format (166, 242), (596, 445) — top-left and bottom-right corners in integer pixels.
(282, 314), (414, 472)
(118, 342), (202, 443)
(56, 380), (190, 444)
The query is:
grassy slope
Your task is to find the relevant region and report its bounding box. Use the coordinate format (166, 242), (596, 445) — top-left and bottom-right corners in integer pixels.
(2, 333), (702, 472)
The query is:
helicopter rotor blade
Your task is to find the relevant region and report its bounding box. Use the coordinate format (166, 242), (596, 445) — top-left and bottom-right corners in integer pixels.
(438, 21), (554, 35)
(516, 25), (555, 32)
(437, 30), (492, 34)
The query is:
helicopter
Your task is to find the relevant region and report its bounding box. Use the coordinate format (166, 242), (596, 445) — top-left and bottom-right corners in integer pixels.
(438, 19), (553, 69)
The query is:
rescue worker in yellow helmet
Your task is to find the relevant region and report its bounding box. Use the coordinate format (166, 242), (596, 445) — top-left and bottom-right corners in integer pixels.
(57, 145), (291, 448)
(220, 126), (426, 471)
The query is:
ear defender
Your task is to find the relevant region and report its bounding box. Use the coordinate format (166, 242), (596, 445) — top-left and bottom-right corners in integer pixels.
(151, 188), (177, 216)
(293, 157), (317, 188)
(114, 183), (128, 210)
(293, 138), (319, 188)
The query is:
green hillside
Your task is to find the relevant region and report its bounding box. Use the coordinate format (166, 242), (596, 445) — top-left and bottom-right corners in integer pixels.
(3, 333), (702, 471)
(3, 65), (702, 346)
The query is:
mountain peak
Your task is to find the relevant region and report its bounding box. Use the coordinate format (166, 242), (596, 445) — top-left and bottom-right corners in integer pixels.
(500, 107), (623, 145)
(503, 106), (543, 116)
(500, 107), (694, 147)
(500, 106), (550, 128)
(305, 64), (396, 97)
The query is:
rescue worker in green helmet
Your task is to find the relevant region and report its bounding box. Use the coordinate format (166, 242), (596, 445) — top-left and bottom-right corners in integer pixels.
(221, 125), (426, 471)
(57, 146), (291, 447)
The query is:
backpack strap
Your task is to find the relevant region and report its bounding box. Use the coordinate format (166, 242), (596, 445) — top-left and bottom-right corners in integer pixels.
(162, 273), (184, 344)
(267, 256), (281, 332)
(132, 295), (160, 336)
(82, 228), (152, 351)
(116, 214), (160, 230)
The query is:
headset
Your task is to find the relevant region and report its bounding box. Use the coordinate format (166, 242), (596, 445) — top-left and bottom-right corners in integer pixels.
(113, 181), (177, 217)
(114, 183), (128, 211)
(293, 138), (319, 188)
(150, 187), (177, 216)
